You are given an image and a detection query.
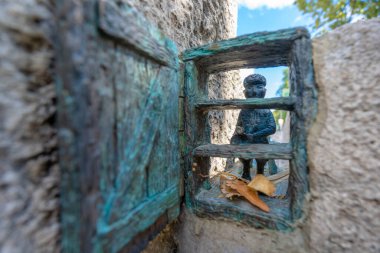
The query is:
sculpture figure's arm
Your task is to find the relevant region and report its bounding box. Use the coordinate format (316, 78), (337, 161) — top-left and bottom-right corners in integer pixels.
(247, 112), (276, 138)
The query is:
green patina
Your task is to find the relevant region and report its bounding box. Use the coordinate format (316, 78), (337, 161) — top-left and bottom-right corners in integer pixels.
(58, 1), (180, 252)
(181, 27), (309, 61)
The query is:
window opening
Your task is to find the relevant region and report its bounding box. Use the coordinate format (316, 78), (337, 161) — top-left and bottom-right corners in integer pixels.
(206, 68), (291, 190)
(181, 28), (317, 230)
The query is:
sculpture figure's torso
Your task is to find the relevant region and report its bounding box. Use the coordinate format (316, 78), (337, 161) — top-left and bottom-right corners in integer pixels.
(239, 108), (273, 144)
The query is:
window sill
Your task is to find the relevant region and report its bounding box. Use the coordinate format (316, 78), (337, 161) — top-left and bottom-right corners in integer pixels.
(193, 179), (293, 231)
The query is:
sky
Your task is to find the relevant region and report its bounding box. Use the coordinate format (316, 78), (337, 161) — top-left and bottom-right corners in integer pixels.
(237, 0), (312, 97)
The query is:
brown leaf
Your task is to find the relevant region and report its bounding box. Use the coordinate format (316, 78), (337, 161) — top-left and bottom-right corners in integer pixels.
(247, 174), (276, 197)
(226, 180), (270, 213)
(220, 174), (241, 199)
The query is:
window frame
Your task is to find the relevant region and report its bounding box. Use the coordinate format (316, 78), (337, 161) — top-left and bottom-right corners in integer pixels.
(180, 28), (317, 230)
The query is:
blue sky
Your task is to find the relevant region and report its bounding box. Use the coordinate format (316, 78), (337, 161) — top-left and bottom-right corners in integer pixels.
(237, 2), (311, 97)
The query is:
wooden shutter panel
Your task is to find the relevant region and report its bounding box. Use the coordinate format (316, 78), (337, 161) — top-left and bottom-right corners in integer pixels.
(56, 1), (180, 252)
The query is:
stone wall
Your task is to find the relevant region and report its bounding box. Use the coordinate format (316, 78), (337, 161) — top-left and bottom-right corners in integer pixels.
(0, 0), (58, 252)
(128, 0), (237, 51)
(307, 17), (380, 252)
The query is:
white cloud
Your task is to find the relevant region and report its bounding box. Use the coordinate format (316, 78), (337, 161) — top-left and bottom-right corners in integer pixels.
(238, 0), (295, 9)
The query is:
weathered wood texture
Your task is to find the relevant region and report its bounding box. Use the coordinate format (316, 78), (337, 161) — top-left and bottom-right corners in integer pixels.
(56, 1), (180, 252)
(183, 27), (316, 230)
(183, 62), (211, 209)
(288, 37), (318, 222)
(194, 186), (292, 230)
(193, 144), (293, 160)
(195, 97), (296, 111)
(182, 27), (309, 73)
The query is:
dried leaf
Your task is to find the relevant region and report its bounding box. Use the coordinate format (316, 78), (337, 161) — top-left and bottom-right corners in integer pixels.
(248, 174), (276, 197)
(220, 174), (241, 198)
(226, 180), (270, 213)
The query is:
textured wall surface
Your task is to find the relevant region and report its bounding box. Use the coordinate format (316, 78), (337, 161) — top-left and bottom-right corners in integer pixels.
(308, 18), (380, 253)
(128, 0), (237, 51)
(0, 0), (58, 252)
(176, 210), (307, 253)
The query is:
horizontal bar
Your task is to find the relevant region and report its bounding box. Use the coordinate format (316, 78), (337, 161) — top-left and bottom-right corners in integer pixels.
(182, 28), (309, 62)
(195, 97), (296, 111)
(181, 28), (309, 72)
(193, 144), (293, 160)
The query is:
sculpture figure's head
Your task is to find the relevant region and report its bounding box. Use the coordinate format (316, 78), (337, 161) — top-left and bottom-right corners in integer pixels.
(243, 74), (266, 98)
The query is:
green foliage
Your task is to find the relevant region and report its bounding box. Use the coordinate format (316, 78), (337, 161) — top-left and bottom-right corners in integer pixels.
(295, 0), (380, 32)
(273, 110), (288, 130)
(273, 69), (290, 129)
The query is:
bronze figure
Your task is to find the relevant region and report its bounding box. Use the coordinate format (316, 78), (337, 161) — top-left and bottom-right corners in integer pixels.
(231, 74), (276, 180)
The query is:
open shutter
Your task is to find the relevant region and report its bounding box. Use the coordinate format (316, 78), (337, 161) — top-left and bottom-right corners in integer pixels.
(56, 1), (180, 252)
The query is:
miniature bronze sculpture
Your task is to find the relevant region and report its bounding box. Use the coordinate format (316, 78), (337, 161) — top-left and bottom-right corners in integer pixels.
(231, 74), (276, 180)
